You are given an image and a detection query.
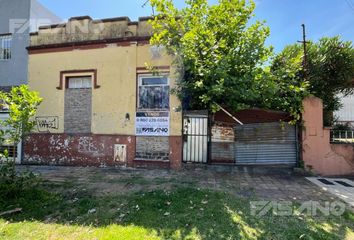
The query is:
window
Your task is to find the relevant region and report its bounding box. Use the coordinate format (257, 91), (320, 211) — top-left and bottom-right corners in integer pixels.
(0, 145), (17, 158)
(0, 100), (9, 112)
(0, 35), (12, 60)
(138, 75), (169, 110)
(67, 76), (92, 89)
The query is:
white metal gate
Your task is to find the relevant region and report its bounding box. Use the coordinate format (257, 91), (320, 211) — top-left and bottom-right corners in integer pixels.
(183, 111), (209, 163)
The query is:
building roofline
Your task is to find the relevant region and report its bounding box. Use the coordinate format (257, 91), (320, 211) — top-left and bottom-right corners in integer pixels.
(38, 23), (66, 30)
(69, 15), (92, 21)
(27, 36), (151, 53)
(30, 15), (151, 35)
(96, 16), (131, 23)
(138, 16), (154, 21)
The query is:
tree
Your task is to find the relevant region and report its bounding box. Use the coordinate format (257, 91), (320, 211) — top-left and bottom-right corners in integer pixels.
(271, 37), (354, 125)
(0, 85), (42, 161)
(265, 44), (309, 122)
(0, 86), (42, 195)
(149, 0), (273, 112)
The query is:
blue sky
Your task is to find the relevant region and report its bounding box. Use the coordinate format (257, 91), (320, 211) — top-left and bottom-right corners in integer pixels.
(39, 0), (354, 52)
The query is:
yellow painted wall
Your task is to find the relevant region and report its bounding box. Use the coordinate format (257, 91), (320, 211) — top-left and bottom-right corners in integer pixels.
(28, 43), (182, 136)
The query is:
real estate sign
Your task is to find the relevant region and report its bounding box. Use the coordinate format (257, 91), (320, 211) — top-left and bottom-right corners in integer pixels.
(135, 112), (169, 136)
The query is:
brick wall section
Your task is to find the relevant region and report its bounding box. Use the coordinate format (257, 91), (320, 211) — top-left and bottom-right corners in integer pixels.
(64, 89), (92, 133)
(135, 136), (169, 160)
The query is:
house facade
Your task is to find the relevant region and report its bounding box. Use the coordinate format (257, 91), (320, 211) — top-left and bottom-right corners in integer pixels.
(20, 14), (353, 175)
(24, 16), (183, 169)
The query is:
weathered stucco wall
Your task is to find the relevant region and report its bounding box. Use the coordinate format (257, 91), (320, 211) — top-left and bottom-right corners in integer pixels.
(302, 96), (354, 176)
(28, 44), (181, 136)
(30, 16), (152, 46)
(26, 17), (182, 169)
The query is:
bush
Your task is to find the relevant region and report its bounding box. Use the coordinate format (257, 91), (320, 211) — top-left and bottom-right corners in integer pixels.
(0, 85), (43, 200)
(0, 157), (40, 200)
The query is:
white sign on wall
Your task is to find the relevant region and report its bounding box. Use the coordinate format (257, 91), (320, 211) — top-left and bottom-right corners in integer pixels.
(135, 112), (169, 136)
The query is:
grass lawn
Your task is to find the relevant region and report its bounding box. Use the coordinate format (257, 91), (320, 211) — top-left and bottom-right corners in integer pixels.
(0, 176), (353, 240)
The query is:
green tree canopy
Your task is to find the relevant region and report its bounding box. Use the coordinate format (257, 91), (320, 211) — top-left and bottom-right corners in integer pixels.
(270, 36), (354, 125)
(149, 0), (273, 112)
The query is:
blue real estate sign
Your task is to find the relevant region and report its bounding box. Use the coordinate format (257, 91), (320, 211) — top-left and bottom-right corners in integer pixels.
(135, 112), (169, 136)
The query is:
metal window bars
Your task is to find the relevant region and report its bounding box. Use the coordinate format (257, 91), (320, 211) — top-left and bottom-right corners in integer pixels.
(0, 35), (12, 60)
(330, 129), (354, 143)
(0, 145), (17, 158)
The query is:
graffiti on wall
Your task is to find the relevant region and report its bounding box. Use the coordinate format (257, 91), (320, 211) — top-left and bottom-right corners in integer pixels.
(78, 137), (99, 154)
(36, 116), (59, 132)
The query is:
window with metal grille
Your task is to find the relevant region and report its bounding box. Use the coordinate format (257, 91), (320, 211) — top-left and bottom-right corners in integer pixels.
(0, 35), (12, 60)
(138, 75), (169, 110)
(0, 145), (17, 158)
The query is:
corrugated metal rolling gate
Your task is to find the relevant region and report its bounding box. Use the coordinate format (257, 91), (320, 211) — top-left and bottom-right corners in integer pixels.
(234, 122), (298, 165)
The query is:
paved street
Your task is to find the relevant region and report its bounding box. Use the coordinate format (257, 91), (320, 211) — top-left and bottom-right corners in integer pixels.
(307, 177), (354, 208)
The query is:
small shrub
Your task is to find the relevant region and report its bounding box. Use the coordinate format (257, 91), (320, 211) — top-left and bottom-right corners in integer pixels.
(0, 85), (42, 200)
(0, 154), (40, 200)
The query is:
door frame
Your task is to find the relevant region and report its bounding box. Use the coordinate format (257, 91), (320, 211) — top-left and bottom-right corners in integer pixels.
(182, 110), (210, 164)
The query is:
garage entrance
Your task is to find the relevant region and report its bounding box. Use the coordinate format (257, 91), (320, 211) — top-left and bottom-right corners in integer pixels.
(234, 122), (298, 165)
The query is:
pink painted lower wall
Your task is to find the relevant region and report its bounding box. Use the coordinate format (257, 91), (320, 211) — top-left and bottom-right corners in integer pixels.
(302, 97), (354, 176)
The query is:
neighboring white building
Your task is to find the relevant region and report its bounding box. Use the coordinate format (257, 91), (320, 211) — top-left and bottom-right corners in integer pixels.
(0, 0), (61, 90)
(0, 0), (60, 162)
(334, 93), (354, 125)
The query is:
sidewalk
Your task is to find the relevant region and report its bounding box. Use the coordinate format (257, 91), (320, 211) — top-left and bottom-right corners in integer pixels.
(18, 165), (339, 203)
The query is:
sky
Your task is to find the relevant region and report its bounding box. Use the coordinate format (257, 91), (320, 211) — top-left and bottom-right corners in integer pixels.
(38, 0), (354, 52)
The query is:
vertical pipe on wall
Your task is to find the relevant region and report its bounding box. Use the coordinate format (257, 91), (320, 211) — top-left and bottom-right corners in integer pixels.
(295, 124), (300, 167)
(207, 112), (211, 164)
